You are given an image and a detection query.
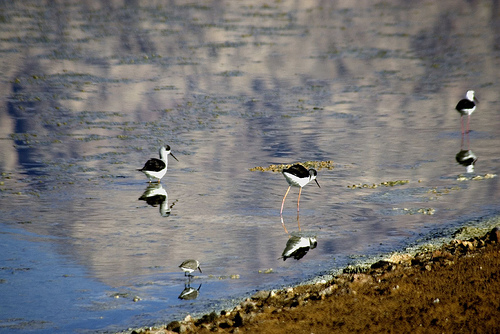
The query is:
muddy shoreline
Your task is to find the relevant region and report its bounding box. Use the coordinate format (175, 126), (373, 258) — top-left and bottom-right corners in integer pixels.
(123, 223), (500, 334)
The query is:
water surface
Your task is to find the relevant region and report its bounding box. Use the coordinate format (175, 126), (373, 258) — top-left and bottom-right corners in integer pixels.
(1, 1), (499, 333)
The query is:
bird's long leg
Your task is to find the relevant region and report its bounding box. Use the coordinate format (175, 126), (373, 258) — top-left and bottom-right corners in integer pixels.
(466, 115), (471, 134)
(280, 215), (289, 234)
(280, 186), (291, 216)
(297, 214), (301, 232)
(297, 187), (302, 214)
(466, 128), (470, 150)
(460, 116), (465, 136)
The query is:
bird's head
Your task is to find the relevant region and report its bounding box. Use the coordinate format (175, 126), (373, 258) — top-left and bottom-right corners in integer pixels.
(162, 145), (179, 161)
(309, 169), (320, 188)
(466, 90), (478, 104)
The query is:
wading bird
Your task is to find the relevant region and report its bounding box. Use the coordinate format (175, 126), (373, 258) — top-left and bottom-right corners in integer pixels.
(455, 90), (478, 134)
(179, 259), (202, 277)
(138, 145), (178, 183)
(280, 164), (320, 216)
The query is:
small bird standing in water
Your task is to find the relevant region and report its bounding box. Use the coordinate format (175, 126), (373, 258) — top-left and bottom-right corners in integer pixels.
(280, 164), (320, 216)
(455, 90), (478, 134)
(138, 145), (178, 183)
(179, 259), (202, 277)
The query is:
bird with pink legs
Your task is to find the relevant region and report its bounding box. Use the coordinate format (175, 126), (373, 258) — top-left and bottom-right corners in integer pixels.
(455, 90), (478, 135)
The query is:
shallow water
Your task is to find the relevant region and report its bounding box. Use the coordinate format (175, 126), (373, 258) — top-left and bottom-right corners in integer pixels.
(1, 0), (500, 333)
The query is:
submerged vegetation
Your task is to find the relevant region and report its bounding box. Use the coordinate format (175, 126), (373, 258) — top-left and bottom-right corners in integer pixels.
(249, 160), (335, 172)
(392, 207), (436, 215)
(457, 173), (497, 181)
(347, 179), (410, 189)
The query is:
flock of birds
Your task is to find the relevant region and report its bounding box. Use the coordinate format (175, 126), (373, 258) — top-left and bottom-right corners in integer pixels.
(136, 90), (479, 280)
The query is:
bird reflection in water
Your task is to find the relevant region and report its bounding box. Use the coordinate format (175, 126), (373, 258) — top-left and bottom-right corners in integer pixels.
(138, 183), (177, 217)
(456, 149), (477, 173)
(281, 232), (318, 261)
(455, 128), (478, 174)
(280, 215), (317, 261)
(178, 281), (202, 300)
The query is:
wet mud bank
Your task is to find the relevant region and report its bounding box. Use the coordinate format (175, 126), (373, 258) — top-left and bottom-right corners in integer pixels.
(128, 225), (500, 334)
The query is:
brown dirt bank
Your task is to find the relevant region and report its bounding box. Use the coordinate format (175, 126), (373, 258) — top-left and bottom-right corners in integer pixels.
(135, 227), (500, 334)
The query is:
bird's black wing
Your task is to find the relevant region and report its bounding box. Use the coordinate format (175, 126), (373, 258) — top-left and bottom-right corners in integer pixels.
(140, 158), (166, 172)
(456, 99), (475, 111)
(282, 164), (309, 178)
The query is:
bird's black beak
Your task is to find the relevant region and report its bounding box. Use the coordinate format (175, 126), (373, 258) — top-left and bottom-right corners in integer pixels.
(198, 266), (202, 273)
(474, 97), (479, 104)
(314, 179), (321, 188)
(170, 152), (179, 162)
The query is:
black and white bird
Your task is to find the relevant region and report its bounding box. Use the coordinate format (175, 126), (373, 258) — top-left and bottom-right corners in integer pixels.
(179, 259), (202, 277)
(138, 145), (178, 183)
(455, 90), (478, 134)
(280, 164), (320, 216)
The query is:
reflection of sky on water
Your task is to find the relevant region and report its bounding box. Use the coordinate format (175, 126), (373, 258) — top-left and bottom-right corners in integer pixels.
(0, 225), (122, 332)
(0, 0), (500, 332)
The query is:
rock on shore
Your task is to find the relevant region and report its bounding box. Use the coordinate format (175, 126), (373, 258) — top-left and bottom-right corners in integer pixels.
(130, 226), (500, 334)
